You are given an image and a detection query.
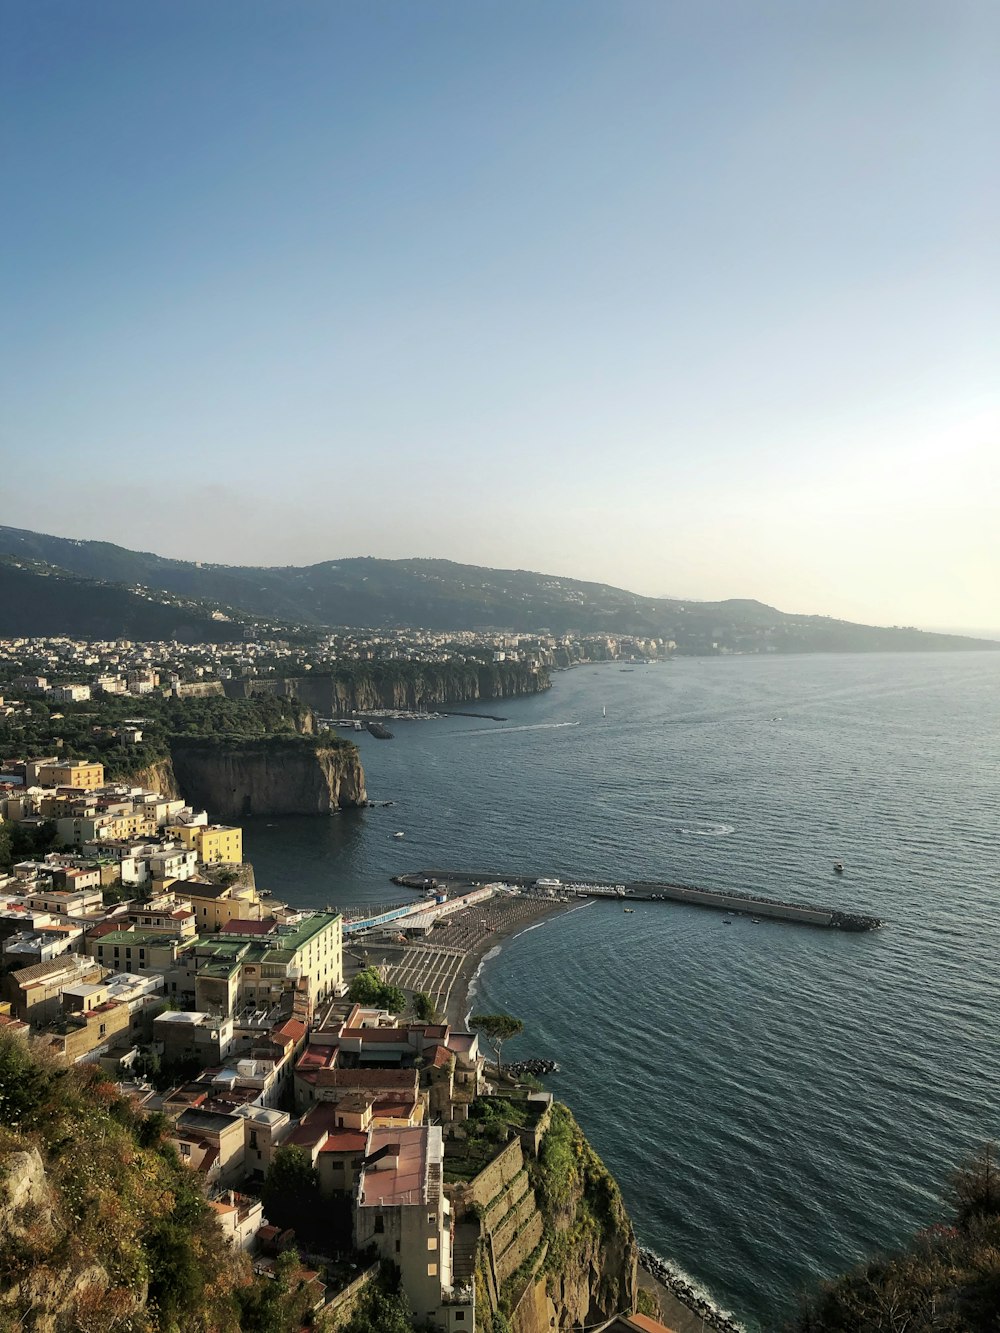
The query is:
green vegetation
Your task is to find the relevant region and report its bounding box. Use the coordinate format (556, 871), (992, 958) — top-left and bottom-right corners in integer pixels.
(0, 557), (245, 643)
(411, 991), (439, 1023)
(788, 1143), (1000, 1332)
(338, 1268), (418, 1333)
(0, 1031), (268, 1330)
(469, 1013), (524, 1074)
(236, 1247), (318, 1333)
(348, 966), (407, 1013)
(4, 527), (998, 650)
(635, 1287), (659, 1317)
(262, 1145), (322, 1236)
(0, 818), (58, 872)
(0, 691), (350, 785)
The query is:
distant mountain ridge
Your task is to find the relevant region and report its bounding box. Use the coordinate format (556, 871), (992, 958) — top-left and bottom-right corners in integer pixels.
(0, 524), (996, 653)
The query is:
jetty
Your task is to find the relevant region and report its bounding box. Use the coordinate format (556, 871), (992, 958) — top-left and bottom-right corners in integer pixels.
(392, 870), (883, 931)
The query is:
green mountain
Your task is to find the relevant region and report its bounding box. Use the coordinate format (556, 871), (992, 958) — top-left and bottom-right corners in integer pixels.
(0, 557), (244, 642)
(0, 525), (995, 652)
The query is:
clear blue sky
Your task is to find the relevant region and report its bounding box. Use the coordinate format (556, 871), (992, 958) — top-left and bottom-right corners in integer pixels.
(3, 1), (998, 626)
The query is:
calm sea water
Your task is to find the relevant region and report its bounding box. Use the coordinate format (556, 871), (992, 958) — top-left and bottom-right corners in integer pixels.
(244, 653), (1000, 1329)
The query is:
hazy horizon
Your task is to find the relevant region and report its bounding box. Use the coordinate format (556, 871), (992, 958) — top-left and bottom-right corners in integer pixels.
(4, 2), (997, 626)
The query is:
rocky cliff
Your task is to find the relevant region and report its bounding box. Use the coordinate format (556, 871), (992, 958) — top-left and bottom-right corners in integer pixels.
(455, 1103), (638, 1333)
(168, 737), (367, 820)
(224, 661), (550, 713)
(0, 1034), (317, 1332)
(128, 757), (181, 800)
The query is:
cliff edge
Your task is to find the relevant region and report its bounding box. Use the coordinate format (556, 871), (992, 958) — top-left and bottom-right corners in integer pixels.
(448, 1100), (637, 1333)
(168, 735), (367, 820)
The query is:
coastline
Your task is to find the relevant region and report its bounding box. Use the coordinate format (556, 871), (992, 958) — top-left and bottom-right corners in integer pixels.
(447, 896), (573, 1029)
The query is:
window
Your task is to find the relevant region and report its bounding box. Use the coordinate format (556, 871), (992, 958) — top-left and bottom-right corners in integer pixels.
(427, 1263), (437, 1278)
(427, 1237), (437, 1251)
(395, 1239), (401, 1253)
(455, 1315), (465, 1323)
(374, 1215), (384, 1234)
(427, 1213), (437, 1225)
(249, 1131), (258, 1150)
(179, 1143), (191, 1158)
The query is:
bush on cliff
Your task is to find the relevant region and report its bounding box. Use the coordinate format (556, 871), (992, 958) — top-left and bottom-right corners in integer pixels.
(787, 1142), (1000, 1332)
(0, 1032), (307, 1331)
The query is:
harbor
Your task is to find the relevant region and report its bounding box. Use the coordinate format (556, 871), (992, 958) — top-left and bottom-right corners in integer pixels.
(391, 870), (884, 931)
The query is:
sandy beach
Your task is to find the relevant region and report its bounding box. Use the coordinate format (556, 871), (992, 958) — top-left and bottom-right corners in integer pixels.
(346, 893), (572, 1030)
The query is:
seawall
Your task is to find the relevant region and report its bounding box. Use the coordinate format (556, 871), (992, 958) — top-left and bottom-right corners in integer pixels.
(395, 870), (883, 931)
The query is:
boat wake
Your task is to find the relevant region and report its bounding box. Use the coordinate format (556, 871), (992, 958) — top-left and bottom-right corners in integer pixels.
(677, 822), (735, 837)
(460, 721), (581, 737)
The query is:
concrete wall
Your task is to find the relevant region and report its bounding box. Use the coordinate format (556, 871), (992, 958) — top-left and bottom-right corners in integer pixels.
(493, 1210), (544, 1287)
(461, 1136), (525, 1212)
(320, 1263), (378, 1326)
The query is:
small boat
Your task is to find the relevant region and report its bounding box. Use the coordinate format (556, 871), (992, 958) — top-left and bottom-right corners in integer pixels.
(393, 831), (405, 839)
(623, 908), (634, 914)
(833, 861), (844, 873)
(723, 918), (733, 925)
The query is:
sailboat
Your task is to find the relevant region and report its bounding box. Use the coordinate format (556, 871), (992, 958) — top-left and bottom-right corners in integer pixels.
(602, 705), (607, 718)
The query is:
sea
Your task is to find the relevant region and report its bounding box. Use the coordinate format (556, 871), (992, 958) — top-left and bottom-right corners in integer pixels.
(243, 652), (1000, 1330)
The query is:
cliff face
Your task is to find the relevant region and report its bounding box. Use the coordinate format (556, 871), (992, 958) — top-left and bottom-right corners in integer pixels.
(168, 738), (367, 820)
(460, 1103), (637, 1333)
(224, 661), (551, 713)
(127, 757), (181, 800)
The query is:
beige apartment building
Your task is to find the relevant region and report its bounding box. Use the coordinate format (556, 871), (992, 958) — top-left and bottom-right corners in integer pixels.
(36, 761), (105, 789)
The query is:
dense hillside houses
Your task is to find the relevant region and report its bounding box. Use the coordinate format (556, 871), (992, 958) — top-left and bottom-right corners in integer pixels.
(0, 754), (551, 1333)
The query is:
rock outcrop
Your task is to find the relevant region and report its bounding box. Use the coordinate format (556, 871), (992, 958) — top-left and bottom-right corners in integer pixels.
(455, 1103), (638, 1333)
(168, 737), (367, 820)
(128, 757), (181, 800)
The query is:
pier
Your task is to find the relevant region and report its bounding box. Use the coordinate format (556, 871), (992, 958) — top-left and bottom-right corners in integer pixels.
(392, 870), (883, 931)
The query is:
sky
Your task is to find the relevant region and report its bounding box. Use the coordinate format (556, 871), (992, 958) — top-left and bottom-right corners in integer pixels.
(3, 1), (998, 628)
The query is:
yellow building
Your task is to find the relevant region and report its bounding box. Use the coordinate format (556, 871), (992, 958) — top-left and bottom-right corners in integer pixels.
(36, 761), (105, 790)
(103, 811), (159, 841)
(176, 824), (243, 866)
(186, 880), (262, 932)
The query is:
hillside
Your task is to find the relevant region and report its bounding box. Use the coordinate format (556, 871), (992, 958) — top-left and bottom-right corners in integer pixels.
(0, 558), (245, 643)
(0, 525), (996, 653)
(0, 1032), (317, 1331)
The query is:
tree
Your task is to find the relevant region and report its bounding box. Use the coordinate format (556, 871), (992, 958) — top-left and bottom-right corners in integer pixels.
(469, 1013), (524, 1074)
(412, 991), (439, 1023)
(348, 966), (406, 1014)
(950, 1141), (1000, 1225)
(262, 1145), (321, 1234)
(348, 966), (386, 1005)
(380, 983), (406, 1014)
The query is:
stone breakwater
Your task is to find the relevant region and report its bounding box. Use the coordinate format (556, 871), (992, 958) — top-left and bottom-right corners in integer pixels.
(639, 1247), (745, 1332)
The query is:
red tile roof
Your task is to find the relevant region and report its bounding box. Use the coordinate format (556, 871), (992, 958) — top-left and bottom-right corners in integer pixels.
(221, 918), (278, 936)
(319, 1130), (367, 1154)
(274, 1019), (307, 1043)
